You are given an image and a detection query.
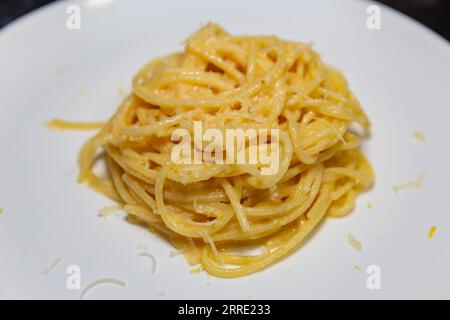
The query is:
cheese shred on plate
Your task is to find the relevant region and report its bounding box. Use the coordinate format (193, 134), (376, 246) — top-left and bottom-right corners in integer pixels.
(347, 233), (362, 252)
(428, 226), (437, 239)
(138, 252), (157, 274)
(80, 278), (126, 300)
(413, 131), (427, 143)
(393, 172), (427, 193)
(41, 257), (61, 275)
(98, 204), (123, 217)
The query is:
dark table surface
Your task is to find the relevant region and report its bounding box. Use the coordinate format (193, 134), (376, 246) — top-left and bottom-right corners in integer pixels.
(1, 0), (449, 41)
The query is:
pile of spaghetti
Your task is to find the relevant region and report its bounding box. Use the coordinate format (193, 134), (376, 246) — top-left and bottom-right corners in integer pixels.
(78, 24), (374, 277)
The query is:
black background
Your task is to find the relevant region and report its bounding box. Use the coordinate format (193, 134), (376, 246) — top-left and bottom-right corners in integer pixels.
(0, 0), (449, 41)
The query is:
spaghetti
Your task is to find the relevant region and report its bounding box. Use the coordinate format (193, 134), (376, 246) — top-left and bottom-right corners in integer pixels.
(76, 24), (374, 277)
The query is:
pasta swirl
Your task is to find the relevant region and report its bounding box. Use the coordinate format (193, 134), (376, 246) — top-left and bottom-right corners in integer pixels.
(77, 24), (374, 277)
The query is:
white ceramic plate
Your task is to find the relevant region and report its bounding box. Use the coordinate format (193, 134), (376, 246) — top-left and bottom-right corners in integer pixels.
(1, 0), (450, 300)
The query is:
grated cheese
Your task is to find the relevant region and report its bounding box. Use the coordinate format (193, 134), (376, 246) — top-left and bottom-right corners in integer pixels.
(138, 252), (157, 274)
(98, 204), (122, 217)
(413, 131), (427, 143)
(393, 172), (427, 193)
(80, 278), (126, 300)
(428, 226), (437, 239)
(347, 233), (362, 252)
(41, 257), (61, 275)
